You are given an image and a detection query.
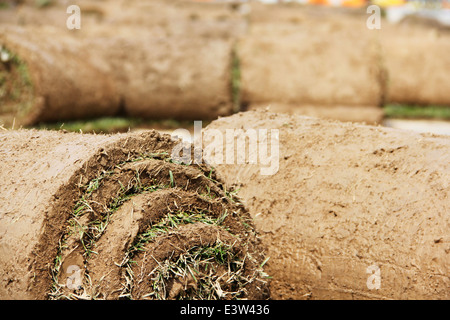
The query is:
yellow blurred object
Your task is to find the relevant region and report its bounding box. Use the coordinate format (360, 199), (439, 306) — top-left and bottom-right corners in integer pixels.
(371, 0), (406, 7)
(308, 0), (368, 6)
(342, 0), (367, 7)
(308, 0), (330, 5)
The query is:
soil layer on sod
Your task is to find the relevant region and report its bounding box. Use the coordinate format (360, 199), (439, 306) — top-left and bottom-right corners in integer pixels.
(248, 103), (385, 125)
(0, 129), (269, 300)
(203, 110), (449, 300)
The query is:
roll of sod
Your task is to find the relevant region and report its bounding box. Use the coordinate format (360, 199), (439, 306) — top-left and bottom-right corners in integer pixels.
(89, 36), (234, 121)
(0, 129), (269, 300)
(381, 34), (450, 106)
(237, 18), (383, 108)
(203, 110), (450, 300)
(0, 26), (121, 126)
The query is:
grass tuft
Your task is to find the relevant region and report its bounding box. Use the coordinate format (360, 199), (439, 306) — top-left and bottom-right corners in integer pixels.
(384, 104), (450, 120)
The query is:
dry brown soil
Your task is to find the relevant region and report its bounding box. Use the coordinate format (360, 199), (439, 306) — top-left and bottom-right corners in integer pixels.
(203, 110), (449, 300)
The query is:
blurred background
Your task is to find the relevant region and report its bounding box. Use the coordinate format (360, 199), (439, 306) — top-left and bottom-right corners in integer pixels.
(1, 0), (449, 135)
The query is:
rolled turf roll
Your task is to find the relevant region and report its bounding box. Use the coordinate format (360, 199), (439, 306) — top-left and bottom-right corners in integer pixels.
(0, 26), (121, 126)
(202, 110), (450, 300)
(0, 129), (269, 300)
(0, 26), (234, 126)
(237, 14), (384, 108)
(88, 35), (234, 121)
(380, 29), (450, 106)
